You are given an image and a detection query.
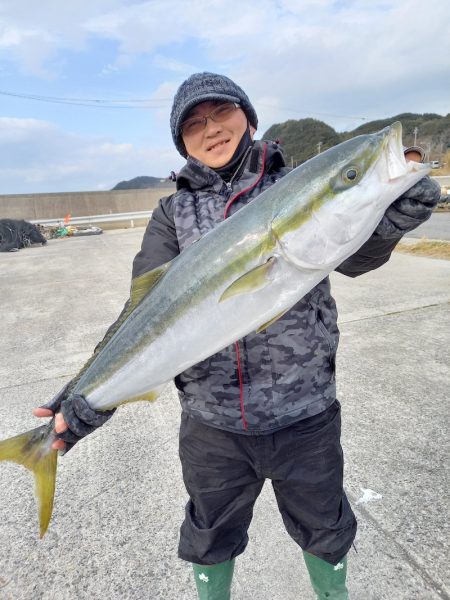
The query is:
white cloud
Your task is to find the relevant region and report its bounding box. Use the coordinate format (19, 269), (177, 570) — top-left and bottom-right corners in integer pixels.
(1, 1), (449, 109)
(224, 0), (450, 131)
(152, 55), (199, 75)
(0, 0), (121, 75)
(0, 117), (183, 193)
(0, 0), (449, 192)
(100, 64), (119, 76)
(146, 80), (179, 124)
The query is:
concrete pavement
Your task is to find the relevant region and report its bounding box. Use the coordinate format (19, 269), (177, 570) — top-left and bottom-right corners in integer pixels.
(0, 229), (449, 600)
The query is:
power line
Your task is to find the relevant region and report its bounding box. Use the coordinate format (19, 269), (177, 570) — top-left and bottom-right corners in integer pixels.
(0, 90), (171, 109)
(1, 89), (369, 121)
(258, 103), (368, 122)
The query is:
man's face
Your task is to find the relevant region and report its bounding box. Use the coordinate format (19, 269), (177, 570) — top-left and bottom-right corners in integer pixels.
(181, 101), (250, 168)
(404, 149), (423, 163)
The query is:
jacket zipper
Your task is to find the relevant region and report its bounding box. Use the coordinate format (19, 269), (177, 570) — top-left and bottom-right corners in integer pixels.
(223, 142), (268, 431)
(224, 143), (267, 218)
(234, 340), (248, 431)
(225, 144), (254, 193)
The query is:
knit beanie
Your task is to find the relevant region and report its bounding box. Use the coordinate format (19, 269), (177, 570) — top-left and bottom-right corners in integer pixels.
(170, 72), (258, 157)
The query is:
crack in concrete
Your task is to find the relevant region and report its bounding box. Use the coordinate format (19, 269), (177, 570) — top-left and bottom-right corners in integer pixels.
(339, 300), (450, 325)
(0, 374), (74, 393)
(348, 491), (450, 599)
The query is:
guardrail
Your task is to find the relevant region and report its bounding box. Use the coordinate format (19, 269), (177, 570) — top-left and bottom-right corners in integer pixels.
(30, 178), (447, 229)
(30, 210), (153, 227)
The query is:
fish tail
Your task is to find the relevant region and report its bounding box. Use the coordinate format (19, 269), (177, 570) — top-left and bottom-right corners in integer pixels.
(0, 422), (58, 538)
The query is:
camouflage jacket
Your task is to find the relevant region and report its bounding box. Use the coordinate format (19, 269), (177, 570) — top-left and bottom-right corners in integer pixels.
(131, 140), (439, 434)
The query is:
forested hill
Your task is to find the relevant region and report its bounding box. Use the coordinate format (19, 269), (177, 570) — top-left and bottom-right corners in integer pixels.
(262, 113), (450, 166)
(112, 113), (449, 189)
(112, 175), (173, 190)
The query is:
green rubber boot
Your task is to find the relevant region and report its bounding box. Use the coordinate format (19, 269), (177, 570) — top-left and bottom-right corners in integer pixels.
(192, 559), (235, 600)
(303, 551), (349, 599)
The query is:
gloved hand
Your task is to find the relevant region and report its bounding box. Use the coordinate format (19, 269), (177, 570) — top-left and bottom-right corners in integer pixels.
(34, 383), (115, 454)
(375, 175), (440, 239)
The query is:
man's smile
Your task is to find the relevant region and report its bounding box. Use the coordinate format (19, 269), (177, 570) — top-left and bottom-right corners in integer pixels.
(207, 139), (230, 152)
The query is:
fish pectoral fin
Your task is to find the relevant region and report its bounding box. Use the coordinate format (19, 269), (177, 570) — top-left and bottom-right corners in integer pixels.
(256, 308), (290, 333)
(101, 384), (167, 410)
(121, 390), (161, 405)
(219, 257), (276, 302)
(0, 424), (58, 538)
(130, 261), (172, 309)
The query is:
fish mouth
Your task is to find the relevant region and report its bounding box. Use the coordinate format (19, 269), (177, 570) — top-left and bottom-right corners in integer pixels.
(382, 121), (429, 180)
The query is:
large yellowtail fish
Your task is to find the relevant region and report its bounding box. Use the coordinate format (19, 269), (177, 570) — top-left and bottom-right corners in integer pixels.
(0, 122), (430, 537)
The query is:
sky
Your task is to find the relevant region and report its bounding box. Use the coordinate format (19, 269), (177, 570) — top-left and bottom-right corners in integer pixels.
(0, 0), (449, 194)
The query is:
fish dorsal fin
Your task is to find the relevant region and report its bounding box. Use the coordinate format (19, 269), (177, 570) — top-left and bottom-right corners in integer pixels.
(129, 261), (172, 310)
(219, 257), (276, 302)
(96, 261), (171, 353)
(65, 261), (173, 395)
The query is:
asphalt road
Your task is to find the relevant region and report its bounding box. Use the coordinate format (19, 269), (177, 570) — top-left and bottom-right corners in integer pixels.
(433, 175), (450, 187)
(405, 211), (450, 240)
(0, 229), (449, 600)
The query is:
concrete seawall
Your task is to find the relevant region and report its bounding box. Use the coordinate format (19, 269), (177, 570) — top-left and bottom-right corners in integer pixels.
(0, 187), (175, 221)
(2, 176), (445, 223)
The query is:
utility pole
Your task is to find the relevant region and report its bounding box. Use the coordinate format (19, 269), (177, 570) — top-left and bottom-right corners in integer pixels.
(291, 156), (294, 168)
(413, 127), (418, 146)
(317, 141), (322, 154)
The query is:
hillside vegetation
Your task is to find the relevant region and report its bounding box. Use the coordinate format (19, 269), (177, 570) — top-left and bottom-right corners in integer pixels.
(112, 113), (450, 189)
(112, 175), (173, 190)
(263, 113), (450, 172)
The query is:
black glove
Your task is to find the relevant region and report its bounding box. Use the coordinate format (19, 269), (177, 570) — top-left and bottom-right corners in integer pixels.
(40, 384), (115, 454)
(375, 176), (440, 239)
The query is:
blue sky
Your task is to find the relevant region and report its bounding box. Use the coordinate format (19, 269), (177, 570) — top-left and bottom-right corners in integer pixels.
(1, 0), (449, 194)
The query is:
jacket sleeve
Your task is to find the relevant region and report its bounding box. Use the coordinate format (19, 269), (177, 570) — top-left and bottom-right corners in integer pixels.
(93, 195), (179, 350)
(132, 195), (179, 277)
(336, 175), (440, 278)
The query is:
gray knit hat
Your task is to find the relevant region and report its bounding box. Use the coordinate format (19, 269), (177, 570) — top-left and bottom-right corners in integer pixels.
(170, 72), (258, 157)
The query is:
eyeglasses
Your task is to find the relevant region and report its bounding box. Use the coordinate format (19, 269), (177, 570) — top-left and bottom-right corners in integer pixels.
(181, 102), (240, 137)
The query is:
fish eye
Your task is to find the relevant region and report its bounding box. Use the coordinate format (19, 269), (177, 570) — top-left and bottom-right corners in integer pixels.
(343, 167), (358, 183)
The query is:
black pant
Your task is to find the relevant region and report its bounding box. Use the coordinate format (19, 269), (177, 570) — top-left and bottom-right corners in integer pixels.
(178, 400), (356, 566)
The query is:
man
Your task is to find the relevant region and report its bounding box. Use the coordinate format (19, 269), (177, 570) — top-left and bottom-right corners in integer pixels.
(34, 73), (439, 599)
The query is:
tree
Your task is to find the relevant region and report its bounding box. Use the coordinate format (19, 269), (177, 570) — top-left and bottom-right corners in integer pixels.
(263, 119), (341, 166)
